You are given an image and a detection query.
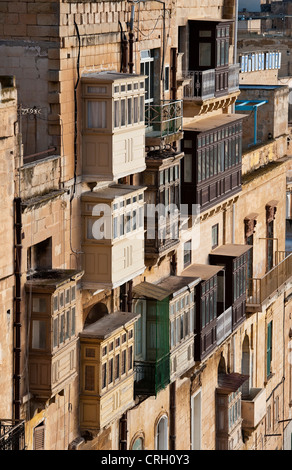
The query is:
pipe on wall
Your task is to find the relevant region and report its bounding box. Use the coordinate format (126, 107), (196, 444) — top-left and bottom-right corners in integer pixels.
(14, 197), (22, 421)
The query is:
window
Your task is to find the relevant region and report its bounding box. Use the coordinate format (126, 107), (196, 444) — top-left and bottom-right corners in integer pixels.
(267, 321), (273, 378)
(164, 65), (170, 92)
(184, 154), (192, 182)
(87, 101), (107, 128)
(34, 423), (45, 450)
(140, 50), (154, 103)
(156, 416), (168, 450)
(212, 224), (219, 249)
(32, 320), (47, 350)
(184, 240), (192, 268)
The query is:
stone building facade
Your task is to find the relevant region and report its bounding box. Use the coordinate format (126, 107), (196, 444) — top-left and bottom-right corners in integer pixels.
(0, 0), (291, 451)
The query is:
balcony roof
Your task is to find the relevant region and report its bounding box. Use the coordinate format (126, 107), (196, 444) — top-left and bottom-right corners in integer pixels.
(217, 372), (249, 394)
(81, 184), (146, 202)
(133, 276), (200, 301)
(79, 311), (140, 340)
(183, 113), (247, 133)
(210, 243), (252, 258)
(181, 263), (223, 281)
(82, 71), (146, 83)
(25, 269), (84, 291)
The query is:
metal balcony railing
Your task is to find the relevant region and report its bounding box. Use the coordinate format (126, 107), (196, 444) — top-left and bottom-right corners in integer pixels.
(0, 419), (25, 450)
(145, 100), (183, 140)
(183, 69), (215, 100)
(247, 251), (292, 306)
(183, 65), (240, 100)
(217, 307), (232, 345)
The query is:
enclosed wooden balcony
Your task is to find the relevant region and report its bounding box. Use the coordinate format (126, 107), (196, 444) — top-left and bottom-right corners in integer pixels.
(25, 269), (83, 400)
(247, 251), (292, 312)
(241, 388), (266, 430)
(133, 275), (200, 395)
(79, 311), (139, 432)
(82, 71), (146, 182)
(81, 185), (146, 290)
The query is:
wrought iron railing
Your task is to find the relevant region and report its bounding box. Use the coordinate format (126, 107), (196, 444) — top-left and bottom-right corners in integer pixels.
(183, 64), (240, 100)
(247, 252), (292, 305)
(134, 355), (170, 396)
(0, 419), (25, 450)
(217, 307), (232, 345)
(145, 100), (183, 140)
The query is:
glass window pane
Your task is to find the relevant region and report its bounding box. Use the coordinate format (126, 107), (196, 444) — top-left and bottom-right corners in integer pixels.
(184, 154), (192, 182)
(87, 101), (107, 128)
(199, 43), (212, 67)
(32, 320), (46, 349)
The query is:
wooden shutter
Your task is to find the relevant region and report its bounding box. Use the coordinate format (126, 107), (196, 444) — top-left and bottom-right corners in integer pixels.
(34, 424), (45, 450)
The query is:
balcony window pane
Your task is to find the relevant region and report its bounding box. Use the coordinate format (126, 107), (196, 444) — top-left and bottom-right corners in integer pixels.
(134, 97), (139, 123)
(121, 99), (126, 126)
(32, 297), (47, 313)
(53, 318), (58, 348)
(59, 314), (64, 344)
(128, 346), (133, 370)
(32, 320), (46, 349)
(128, 97), (132, 125)
(122, 350), (126, 374)
(114, 100), (119, 128)
(115, 354), (120, 380)
(113, 216), (118, 239)
(65, 309), (70, 339)
(87, 101), (107, 129)
(71, 307), (76, 335)
(199, 43), (212, 67)
(140, 96), (144, 122)
(102, 363), (107, 388)
(109, 358), (113, 384)
(85, 365), (95, 391)
(184, 154), (192, 182)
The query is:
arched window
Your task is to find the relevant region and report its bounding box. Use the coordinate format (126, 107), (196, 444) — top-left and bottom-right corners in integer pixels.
(156, 415), (168, 450)
(84, 302), (108, 326)
(132, 437), (143, 450)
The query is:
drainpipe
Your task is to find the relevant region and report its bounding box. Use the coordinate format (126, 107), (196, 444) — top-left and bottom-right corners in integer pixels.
(169, 381), (176, 450)
(127, 280), (133, 312)
(14, 197), (22, 421)
(128, 5), (135, 74)
(119, 412), (127, 450)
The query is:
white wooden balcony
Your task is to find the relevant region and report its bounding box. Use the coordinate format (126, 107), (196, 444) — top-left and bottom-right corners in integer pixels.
(241, 388), (266, 429)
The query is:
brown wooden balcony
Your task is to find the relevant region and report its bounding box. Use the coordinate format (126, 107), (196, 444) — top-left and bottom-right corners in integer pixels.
(0, 419), (25, 450)
(247, 251), (292, 311)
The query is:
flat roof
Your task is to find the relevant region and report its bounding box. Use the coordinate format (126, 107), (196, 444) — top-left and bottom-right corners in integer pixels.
(25, 269), (84, 291)
(79, 311), (140, 340)
(239, 85), (282, 90)
(181, 264), (223, 281)
(82, 71), (145, 82)
(210, 243), (252, 257)
(183, 113), (247, 133)
(81, 184), (146, 201)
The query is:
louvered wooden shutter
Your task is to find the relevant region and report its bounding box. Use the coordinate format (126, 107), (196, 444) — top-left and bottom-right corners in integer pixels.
(34, 424), (45, 450)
